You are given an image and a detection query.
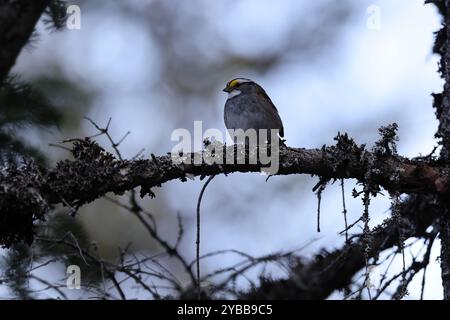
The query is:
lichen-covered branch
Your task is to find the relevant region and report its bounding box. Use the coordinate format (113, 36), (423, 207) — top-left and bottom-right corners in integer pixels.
(0, 132), (448, 247)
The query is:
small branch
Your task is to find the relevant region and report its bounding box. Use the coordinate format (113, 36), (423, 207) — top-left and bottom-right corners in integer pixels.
(104, 195), (196, 287)
(195, 175), (215, 299)
(316, 183), (326, 233)
(239, 194), (440, 299)
(341, 179), (349, 243)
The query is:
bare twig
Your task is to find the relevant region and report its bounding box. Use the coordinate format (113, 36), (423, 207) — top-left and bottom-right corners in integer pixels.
(341, 179), (349, 243)
(195, 175), (216, 299)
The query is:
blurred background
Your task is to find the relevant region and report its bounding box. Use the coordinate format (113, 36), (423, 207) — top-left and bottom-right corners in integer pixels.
(0, 0), (444, 299)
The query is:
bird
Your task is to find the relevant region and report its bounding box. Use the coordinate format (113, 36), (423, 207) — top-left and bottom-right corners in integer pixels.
(223, 78), (284, 145)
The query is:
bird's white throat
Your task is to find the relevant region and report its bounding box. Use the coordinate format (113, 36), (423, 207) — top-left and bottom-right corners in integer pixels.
(228, 89), (242, 99)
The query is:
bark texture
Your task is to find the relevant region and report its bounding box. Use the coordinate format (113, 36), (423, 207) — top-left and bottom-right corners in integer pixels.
(432, 0), (450, 300)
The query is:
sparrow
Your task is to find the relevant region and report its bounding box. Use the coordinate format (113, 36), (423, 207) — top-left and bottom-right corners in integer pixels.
(223, 78), (284, 145)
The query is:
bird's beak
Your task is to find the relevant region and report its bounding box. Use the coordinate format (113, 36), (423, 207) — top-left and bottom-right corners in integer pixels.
(223, 86), (232, 93)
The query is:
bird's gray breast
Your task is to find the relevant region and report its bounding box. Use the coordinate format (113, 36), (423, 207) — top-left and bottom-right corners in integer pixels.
(224, 94), (256, 131)
(224, 93), (282, 132)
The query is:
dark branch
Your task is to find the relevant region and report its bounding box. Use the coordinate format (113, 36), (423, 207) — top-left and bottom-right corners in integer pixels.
(1, 134), (448, 247)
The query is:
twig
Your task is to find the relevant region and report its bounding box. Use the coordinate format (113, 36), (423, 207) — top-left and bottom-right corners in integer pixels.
(316, 183), (326, 233)
(362, 187), (372, 300)
(341, 179), (349, 243)
(339, 216), (363, 236)
(420, 231), (437, 300)
(195, 175), (215, 300)
(175, 212), (184, 249)
(29, 275), (69, 300)
(104, 194), (196, 285)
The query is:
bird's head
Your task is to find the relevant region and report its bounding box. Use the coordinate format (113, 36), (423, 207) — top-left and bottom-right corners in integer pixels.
(223, 78), (257, 98)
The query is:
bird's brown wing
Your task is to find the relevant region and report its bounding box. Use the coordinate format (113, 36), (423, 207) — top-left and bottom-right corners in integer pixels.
(256, 88), (285, 138)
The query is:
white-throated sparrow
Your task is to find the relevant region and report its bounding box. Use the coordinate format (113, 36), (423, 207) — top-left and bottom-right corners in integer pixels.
(223, 78), (284, 145)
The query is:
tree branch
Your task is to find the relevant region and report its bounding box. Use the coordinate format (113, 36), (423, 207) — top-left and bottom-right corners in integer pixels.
(39, 140), (450, 203)
(0, 134), (448, 247)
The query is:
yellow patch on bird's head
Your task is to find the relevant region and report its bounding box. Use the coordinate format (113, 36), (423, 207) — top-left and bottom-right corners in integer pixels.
(224, 78), (253, 92)
(228, 79), (241, 88)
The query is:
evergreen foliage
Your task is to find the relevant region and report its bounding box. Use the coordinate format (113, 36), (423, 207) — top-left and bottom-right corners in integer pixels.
(0, 76), (63, 164)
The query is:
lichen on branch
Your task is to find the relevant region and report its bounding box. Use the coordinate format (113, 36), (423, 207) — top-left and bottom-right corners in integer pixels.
(0, 124), (448, 247)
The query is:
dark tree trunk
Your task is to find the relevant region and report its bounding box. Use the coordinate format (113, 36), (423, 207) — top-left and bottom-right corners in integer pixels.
(0, 0), (50, 81)
(430, 0), (450, 300)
